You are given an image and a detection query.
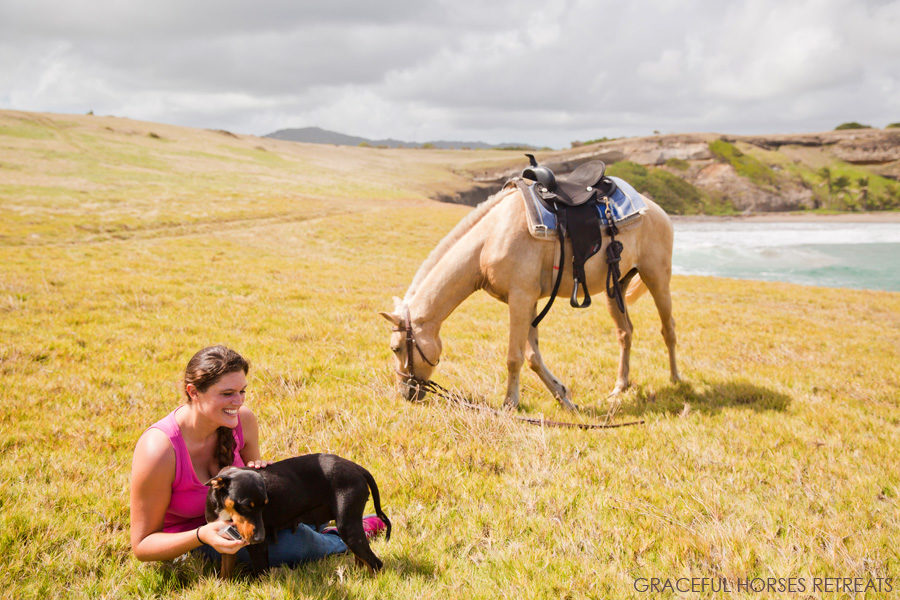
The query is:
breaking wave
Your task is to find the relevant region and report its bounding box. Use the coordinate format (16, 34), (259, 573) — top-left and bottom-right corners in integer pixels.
(672, 221), (900, 291)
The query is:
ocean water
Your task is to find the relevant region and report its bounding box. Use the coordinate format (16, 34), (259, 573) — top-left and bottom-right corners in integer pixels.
(672, 221), (900, 291)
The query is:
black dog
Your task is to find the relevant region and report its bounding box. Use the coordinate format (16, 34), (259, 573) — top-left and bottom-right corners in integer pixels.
(205, 453), (391, 578)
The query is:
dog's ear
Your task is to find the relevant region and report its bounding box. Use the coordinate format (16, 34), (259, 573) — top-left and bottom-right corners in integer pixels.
(205, 474), (229, 489)
(206, 465), (242, 489)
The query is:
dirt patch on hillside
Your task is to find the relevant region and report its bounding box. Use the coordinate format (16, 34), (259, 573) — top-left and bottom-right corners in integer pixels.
(693, 163), (815, 211)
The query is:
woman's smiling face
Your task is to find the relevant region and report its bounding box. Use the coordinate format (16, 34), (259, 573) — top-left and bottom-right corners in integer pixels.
(189, 370), (247, 428)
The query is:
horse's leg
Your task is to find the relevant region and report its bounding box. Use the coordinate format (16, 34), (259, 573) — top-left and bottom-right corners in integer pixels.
(605, 290), (634, 396)
(525, 314), (577, 411)
(639, 265), (681, 384)
(504, 291), (539, 409)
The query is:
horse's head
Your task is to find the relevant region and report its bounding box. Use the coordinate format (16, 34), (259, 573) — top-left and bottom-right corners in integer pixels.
(379, 298), (441, 402)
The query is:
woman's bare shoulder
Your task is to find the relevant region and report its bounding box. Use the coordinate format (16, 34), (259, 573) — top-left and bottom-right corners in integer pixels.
(238, 405), (258, 425)
(133, 427), (176, 476)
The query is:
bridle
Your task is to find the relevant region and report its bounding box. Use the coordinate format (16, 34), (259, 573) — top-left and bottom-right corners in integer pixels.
(392, 305), (438, 385)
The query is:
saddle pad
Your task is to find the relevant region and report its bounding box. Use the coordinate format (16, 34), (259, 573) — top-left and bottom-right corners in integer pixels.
(521, 176), (647, 240)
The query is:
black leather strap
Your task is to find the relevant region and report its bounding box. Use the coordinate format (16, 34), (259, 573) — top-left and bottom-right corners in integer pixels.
(531, 215), (566, 328)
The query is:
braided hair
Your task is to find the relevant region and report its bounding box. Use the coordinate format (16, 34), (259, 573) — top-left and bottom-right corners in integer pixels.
(183, 345), (250, 469)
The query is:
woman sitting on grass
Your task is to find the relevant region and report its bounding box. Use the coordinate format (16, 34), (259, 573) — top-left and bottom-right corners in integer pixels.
(129, 345), (385, 569)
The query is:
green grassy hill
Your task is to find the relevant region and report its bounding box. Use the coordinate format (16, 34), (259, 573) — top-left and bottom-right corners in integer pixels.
(1, 111), (898, 599)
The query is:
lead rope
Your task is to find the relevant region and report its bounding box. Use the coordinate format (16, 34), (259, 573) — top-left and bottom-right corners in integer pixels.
(604, 204), (626, 314)
(405, 379), (644, 430)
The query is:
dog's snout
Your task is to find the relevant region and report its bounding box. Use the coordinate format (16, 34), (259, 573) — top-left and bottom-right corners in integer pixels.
(250, 524), (265, 544)
(232, 516), (265, 544)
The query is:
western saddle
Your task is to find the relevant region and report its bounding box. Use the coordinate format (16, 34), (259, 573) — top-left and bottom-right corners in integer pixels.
(518, 154), (626, 327)
(523, 154), (618, 208)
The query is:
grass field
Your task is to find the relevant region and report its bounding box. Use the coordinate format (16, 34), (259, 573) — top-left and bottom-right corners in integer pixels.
(1, 111), (898, 599)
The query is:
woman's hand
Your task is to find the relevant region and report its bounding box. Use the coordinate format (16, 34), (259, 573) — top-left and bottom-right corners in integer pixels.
(198, 520), (249, 555)
(245, 460), (271, 469)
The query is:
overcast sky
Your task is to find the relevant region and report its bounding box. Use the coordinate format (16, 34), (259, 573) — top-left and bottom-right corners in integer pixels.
(1, 0), (897, 148)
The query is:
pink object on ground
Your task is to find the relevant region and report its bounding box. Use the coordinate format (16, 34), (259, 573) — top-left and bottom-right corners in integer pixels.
(362, 515), (387, 539)
(320, 515), (386, 540)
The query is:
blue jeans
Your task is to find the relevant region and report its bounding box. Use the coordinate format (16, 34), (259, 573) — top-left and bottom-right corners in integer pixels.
(195, 523), (347, 568)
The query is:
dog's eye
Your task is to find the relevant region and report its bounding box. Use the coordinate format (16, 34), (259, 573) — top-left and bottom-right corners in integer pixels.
(249, 501), (255, 508)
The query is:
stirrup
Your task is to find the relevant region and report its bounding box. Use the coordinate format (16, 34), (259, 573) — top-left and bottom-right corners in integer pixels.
(570, 278), (591, 308)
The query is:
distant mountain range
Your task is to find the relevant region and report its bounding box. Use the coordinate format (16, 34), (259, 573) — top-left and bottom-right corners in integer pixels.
(264, 126), (535, 150)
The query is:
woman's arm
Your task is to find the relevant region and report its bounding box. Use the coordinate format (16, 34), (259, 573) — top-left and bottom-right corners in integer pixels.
(130, 429), (246, 561)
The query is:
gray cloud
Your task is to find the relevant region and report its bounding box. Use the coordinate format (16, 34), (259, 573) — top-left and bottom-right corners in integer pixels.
(1, 0), (897, 148)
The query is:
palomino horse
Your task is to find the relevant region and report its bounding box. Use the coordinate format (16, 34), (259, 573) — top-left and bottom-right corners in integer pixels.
(379, 183), (680, 410)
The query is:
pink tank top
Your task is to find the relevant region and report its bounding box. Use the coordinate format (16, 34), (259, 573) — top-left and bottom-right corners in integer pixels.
(148, 406), (245, 533)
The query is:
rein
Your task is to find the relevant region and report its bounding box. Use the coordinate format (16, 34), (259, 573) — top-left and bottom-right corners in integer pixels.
(403, 378), (645, 430)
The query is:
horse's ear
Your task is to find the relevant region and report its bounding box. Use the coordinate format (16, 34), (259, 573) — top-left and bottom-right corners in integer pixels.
(379, 311), (402, 327)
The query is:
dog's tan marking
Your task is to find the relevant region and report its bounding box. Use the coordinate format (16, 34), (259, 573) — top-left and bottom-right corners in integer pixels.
(224, 498), (256, 541)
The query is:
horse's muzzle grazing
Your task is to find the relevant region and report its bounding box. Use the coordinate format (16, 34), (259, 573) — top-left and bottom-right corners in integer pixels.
(399, 377), (427, 402)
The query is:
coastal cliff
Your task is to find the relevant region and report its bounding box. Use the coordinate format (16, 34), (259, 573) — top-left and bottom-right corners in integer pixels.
(448, 129), (900, 213)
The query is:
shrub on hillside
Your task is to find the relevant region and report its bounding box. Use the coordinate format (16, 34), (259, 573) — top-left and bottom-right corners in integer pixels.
(817, 165), (900, 210)
(834, 122), (872, 130)
(665, 158), (690, 171)
(607, 161), (733, 215)
(708, 139), (778, 187)
(887, 123), (900, 129)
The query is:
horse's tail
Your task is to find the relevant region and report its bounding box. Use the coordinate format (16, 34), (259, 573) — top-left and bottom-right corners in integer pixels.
(625, 274), (648, 305)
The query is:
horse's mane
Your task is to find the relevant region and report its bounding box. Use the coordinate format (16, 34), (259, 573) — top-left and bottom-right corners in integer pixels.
(404, 186), (515, 301)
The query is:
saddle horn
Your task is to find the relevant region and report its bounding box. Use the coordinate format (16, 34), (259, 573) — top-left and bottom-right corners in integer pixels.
(522, 154), (557, 192)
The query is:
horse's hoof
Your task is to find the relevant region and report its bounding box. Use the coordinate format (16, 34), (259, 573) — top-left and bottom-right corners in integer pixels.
(554, 392), (578, 412)
(607, 384), (629, 398)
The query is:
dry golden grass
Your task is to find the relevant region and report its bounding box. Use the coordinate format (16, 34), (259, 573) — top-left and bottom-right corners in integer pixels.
(0, 111), (897, 599)
(0, 110), (522, 245)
